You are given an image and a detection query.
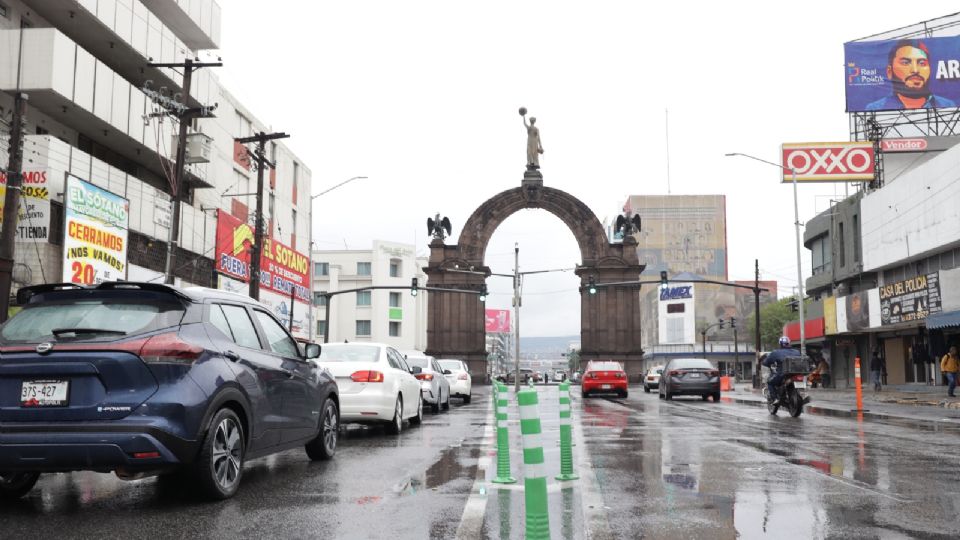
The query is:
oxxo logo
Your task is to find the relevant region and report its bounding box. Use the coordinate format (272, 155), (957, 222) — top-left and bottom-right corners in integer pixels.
(660, 286), (692, 301)
(781, 143), (875, 181)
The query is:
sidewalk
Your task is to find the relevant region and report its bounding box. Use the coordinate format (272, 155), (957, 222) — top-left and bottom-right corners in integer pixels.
(724, 381), (960, 422)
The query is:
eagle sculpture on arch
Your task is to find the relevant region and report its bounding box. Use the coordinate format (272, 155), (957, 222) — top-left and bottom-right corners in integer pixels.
(615, 213), (642, 238)
(427, 213), (452, 241)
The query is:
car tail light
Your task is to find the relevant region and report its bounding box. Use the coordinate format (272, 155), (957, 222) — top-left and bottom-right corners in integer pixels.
(132, 451), (161, 459)
(351, 370), (384, 383)
(668, 370), (680, 377)
(792, 374), (805, 382)
(134, 332), (203, 364)
(614, 372), (625, 379)
(415, 373), (434, 381)
(647, 375), (655, 381)
(708, 370), (719, 377)
(458, 373), (469, 380)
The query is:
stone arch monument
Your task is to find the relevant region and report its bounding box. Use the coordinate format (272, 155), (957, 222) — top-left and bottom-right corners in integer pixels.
(424, 175), (646, 382)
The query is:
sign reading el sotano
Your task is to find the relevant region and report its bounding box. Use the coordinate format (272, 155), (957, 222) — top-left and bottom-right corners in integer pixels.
(215, 210), (311, 304)
(62, 175), (129, 284)
(0, 169), (52, 241)
(879, 272), (942, 325)
(845, 36), (960, 112)
(781, 142), (876, 182)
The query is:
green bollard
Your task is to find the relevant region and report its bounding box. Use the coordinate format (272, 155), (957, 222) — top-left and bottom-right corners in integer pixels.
(491, 383), (516, 484)
(518, 388), (551, 540)
(556, 381), (579, 481)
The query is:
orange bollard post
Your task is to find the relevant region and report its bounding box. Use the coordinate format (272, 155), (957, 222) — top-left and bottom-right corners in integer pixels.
(852, 357), (868, 412)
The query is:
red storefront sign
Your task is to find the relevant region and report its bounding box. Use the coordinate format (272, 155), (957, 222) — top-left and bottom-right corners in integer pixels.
(782, 318), (825, 343)
(215, 210), (310, 303)
(485, 309), (511, 333)
(780, 142), (875, 182)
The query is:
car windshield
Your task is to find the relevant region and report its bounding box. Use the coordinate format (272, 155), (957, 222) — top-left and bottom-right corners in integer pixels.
(318, 345), (380, 362)
(438, 360), (462, 371)
(1, 296), (185, 344)
(406, 357), (431, 369)
(669, 359), (713, 369)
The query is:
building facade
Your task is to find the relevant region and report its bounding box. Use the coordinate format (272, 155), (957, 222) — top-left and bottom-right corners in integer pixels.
(312, 241), (428, 350)
(0, 1), (311, 316)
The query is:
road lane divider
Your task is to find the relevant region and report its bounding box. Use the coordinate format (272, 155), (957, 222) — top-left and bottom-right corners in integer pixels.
(518, 388), (551, 540)
(556, 381), (579, 481)
(492, 382), (517, 484)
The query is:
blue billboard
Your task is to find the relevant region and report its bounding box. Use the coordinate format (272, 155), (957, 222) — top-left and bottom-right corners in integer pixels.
(845, 36), (960, 112)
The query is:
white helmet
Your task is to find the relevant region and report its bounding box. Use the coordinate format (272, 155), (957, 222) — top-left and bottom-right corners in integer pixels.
(779, 336), (791, 347)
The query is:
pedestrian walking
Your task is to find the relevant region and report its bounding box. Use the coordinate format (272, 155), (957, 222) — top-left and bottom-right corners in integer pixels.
(870, 349), (885, 392)
(940, 346), (959, 398)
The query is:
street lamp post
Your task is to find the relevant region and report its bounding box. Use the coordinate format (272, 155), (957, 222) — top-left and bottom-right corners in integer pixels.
(725, 153), (806, 359)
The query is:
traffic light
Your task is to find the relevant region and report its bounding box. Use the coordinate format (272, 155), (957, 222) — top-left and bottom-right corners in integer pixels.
(479, 284), (488, 302)
(718, 318), (725, 330)
(788, 298), (799, 312)
(660, 270), (668, 286)
(411, 277), (418, 297)
(588, 276), (597, 295)
(730, 317), (737, 329)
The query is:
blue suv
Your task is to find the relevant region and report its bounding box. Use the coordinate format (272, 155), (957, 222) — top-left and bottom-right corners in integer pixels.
(0, 282), (339, 500)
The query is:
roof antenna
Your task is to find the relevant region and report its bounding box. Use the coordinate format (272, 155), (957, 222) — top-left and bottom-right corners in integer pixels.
(665, 108), (672, 195)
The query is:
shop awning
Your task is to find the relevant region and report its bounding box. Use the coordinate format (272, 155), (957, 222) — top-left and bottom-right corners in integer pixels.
(926, 310), (960, 329)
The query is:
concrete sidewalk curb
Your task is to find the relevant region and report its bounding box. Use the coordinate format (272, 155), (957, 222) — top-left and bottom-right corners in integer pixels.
(725, 384), (960, 410)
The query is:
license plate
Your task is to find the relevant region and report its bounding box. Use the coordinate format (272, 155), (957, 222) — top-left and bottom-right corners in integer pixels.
(689, 373), (702, 378)
(601, 384), (612, 389)
(794, 379), (807, 389)
(21, 380), (69, 407)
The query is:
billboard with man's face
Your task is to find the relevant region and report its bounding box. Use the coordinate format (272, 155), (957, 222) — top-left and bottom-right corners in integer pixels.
(845, 36), (960, 112)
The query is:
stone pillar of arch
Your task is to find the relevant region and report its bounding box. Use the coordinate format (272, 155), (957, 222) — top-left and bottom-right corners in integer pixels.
(424, 178), (646, 382)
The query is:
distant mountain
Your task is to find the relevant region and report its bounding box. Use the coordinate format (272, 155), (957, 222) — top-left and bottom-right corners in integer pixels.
(520, 335), (580, 354)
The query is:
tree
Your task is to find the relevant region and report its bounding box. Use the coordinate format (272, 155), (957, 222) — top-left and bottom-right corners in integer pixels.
(567, 349), (581, 373)
(746, 297), (801, 351)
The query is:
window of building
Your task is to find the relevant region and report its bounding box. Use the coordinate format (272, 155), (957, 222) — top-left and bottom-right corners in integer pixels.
(315, 262), (329, 276)
(853, 214), (860, 263)
(356, 320), (371, 336)
(317, 320), (327, 337)
(838, 222), (846, 268)
(291, 209), (297, 244)
(666, 303), (685, 314)
(811, 235), (832, 275)
(357, 291), (371, 306)
(357, 262), (371, 276)
(268, 193), (275, 222)
(389, 259), (401, 278)
(314, 292), (327, 306)
(389, 292), (401, 308)
(389, 321), (401, 337)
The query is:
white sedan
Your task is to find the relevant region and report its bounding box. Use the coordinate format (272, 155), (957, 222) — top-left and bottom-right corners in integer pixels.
(315, 343), (423, 433)
(405, 355), (451, 413)
(438, 359), (472, 404)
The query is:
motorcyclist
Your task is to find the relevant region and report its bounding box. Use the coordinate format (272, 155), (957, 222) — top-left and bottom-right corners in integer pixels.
(763, 336), (801, 403)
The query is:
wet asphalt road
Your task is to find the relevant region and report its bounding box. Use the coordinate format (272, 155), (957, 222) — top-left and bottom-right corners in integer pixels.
(4, 384), (960, 539)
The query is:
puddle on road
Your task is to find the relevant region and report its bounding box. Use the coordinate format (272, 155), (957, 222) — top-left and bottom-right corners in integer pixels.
(392, 445), (475, 497)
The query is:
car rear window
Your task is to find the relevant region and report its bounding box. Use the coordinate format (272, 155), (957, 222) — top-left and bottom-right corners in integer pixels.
(438, 360), (462, 371)
(669, 359), (713, 369)
(589, 362), (622, 371)
(406, 357), (431, 369)
(1, 295), (185, 344)
(318, 345), (380, 362)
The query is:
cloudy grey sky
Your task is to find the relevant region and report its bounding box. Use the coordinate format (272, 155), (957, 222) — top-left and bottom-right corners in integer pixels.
(216, 1), (955, 336)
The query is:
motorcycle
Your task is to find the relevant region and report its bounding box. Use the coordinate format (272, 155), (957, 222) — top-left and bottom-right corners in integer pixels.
(763, 373), (812, 417)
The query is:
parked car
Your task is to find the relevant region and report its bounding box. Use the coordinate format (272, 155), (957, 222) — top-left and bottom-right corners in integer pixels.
(437, 359), (472, 404)
(316, 343), (423, 431)
(506, 369), (536, 384)
(643, 365), (665, 393)
(0, 282), (338, 501)
(581, 361), (628, 398)
(553, 370), (567, 382)
(404, 354), (451, 413)
(659, 358), (720, 402)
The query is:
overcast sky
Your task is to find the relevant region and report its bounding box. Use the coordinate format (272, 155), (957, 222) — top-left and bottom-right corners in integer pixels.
(216, 1), (956, 337)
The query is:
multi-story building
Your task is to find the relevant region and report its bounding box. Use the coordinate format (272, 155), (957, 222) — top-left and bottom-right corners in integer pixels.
(312, 241), (428, 349)
(0, 1), (311, 316)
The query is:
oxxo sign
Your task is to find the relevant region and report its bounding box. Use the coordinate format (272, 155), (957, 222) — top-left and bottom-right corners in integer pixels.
(780, 142), (875, 182)
(660, 285), (693, 301)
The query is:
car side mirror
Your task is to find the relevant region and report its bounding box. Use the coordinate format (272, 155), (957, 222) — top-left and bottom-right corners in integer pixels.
(443, 369), (452, 375)
(304, 343), (321, 359)
(410, 366), (422, 375)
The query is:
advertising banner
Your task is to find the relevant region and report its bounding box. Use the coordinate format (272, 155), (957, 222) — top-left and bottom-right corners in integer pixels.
(485, 309), (511, 333)
(844, 291), (871, 332)
(845, 37), (960, 112)
(62, 175), (129, 284)
(0, 169), (52, 241)
(879, 272), (942, 325)
(781, 142), (875, 182)
(216, 274), (310, 340)
(215, 209), (311, 304)
(823, 296), (838, 335)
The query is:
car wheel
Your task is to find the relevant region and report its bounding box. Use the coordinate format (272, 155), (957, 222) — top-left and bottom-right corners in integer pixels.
(305, 398), (339, 461)
(701, 394), (709, 401)
(621, 390), (629, 399)
(193, 408), (245, 500)
(442, 390), (451, 411)
(385, 396), (403, 435)
(463, 393), (472, 404)
(409, 396), (423, 426)
(581, 390), (589, 398)
(430, 393), (441, 413)
(665, 391), (673, 401)
(0, 472), (40, 500)
(644, 386), (650, 393)
(713, 392), (721, 402)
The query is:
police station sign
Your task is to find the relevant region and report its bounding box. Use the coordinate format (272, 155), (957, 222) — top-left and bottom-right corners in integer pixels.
(780, 142), (876, 182)
(61, 175), (129, 284)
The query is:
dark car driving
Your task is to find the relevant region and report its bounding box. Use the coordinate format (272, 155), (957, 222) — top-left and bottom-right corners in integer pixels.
(658, 358), (721, 402)
(0, 282), (339, 500)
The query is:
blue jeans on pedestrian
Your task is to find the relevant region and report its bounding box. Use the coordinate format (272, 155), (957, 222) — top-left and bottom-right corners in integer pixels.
(767, 373), (784, 401)
(947, 372), (957, 396)
(871, 370), (882, 390)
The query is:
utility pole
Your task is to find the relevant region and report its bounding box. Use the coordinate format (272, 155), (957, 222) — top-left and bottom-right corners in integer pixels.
(0, 92), (28, 322)
(513, 243), (521, 392)
(754, 259), (762, 388)
(234, 131), (289, 300)
(145, 58), (221, 285)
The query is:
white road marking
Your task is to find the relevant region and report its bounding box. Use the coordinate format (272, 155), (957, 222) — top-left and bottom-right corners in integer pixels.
(454, 395), (495, 540)
(572, 396), (616, 540)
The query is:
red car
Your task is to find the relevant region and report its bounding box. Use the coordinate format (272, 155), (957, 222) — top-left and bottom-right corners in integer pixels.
(581, 361), (628, 398)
